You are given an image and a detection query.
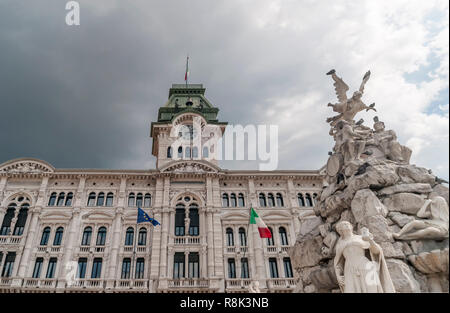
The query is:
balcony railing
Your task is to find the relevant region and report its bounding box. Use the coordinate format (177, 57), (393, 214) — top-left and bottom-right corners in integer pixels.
(168, 278), (209, 288)
(68, 278), (105, 289)
(174, 236), (200, 245)
(23, 278), (57, 289)
(225, 278), (252, 289)
(115, 279), (148, 290)
(0, 236), (23, 245)
(0, 278), (12, 287)
(267, 278), (296, 289)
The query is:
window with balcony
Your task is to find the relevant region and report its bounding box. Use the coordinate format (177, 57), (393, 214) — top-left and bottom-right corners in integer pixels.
(173, 252), (185, 279)
(226, 228), (234, 246)
(0, 205), (16, 235)
(13, 204), (29, 236)
(239, 228), (247, 246)
(1, 252), (16, 277)
(46, 257), (57, 278)
(269, 258), (279, 278)
(128, 193), (135, 207)
(241, 258), (249, 278)
(96, 227), (107, 246)
(53, 227), (64, 246)
(77, 258), (87, 278)
(40, 227), (51, 246)
(143, 193), (152, 207)
(283, 257), (293, 278)
(228, 258), (236, 279)
(81, 226), (92, 246)
(105, 193), (114, 206)
(279, 227), (289, 246)
(188, 253), (199, 278)
(266, 227), (274, 246)
(121, 258), (131, 279)
(32, 257), (43, 278)
(189, 206), (199, 236)
(175, 206), (185, 236)
(259, 193), (267, 207)
(135, 258), (145, 279)
(91, 258), (102, 278)
(238, 193), (245, 207)
(125, 227), (134, 246)
(138, 228), (147, 246)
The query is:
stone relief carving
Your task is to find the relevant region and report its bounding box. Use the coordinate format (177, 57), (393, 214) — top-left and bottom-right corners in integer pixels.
(0, 160), (53, 174)
(162, 162), (217, 174)
(334, 221), (395, 293)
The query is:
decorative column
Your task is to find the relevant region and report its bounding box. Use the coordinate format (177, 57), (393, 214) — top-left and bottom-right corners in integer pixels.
(157, 176), (170, 290)
(206, 208), (214, 278)
(105, 207), (123, 291)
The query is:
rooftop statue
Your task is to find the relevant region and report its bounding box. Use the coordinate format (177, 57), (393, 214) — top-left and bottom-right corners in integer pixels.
(326, 69), (376, 126)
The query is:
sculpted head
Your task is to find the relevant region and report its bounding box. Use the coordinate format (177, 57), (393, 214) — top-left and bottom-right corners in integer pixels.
(373, 121), (385, 132)
(352, 91), (363, 100)
(336, 221), (353, 238)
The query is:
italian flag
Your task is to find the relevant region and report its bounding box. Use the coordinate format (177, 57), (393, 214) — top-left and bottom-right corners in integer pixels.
(250, 208), (272, 238)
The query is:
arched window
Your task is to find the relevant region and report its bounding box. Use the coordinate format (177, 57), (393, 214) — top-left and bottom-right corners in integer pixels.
(222, 193), (229, 207)
(279, 227), (289, 246)
(313, 193), (318, 205)
(305, 193), (313, 207)
(175, 205), (185, 236)
(81, 226), (92, 246)
(276, 193), (284, 207)
(167, 146), (172, 158)
(135, 258), (145, 279)
(238, 193), (245, 207)
(48, 192), (57, 206)
(259, 193), (267, 207)
(121, 258), (131, 279)
(53, 227), (64, 246)
(13, 204), (29, 236)
(144, 194), (151, 207)
(189, 205), (199, 236)
(0, 205), (15, 235)
(239, 228), (247, 246)
(185, 146), (191, 158)
(202, 146), (209, 158)
(266, 227), (274, 246)
(65, 192), (73, 206)
(106, 193), (114, 206)
(138, 228), (147, 246)
(136, 193), (143, 208)
(125, 227), (134, 246)
(96, 192), (105, 206)
(40, 227), (51, 246)
(268, 193), (275, 207)
(192, 147), (198, 158)
(178, 146), (183, 158)
(96, 227), (107, 246)
(297, 193), (305, 207)
(230, 193), (237, 207)
(128, 193), (135, 207)
(87, 192), (96, 206)
(57, 192), (65, 206)
(226, 228), (234, 246)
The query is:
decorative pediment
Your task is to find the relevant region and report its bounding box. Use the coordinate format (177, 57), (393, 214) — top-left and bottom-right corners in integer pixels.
(161, 161), (219, 174)
(82, 211), (115, 220)
(0, 158), (54, 174)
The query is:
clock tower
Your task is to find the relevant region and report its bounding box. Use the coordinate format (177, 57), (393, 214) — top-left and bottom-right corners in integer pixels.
(150, 84), (228, 169)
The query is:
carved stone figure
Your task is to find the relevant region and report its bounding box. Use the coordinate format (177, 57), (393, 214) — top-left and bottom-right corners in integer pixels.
(393, 195), (449, 240)
(334, 221), (395, 293)
(326, 69), (376, 126)
(333, 120), (370, 164)
(369, 117), (412, 163)
(248, 280), (261, 293)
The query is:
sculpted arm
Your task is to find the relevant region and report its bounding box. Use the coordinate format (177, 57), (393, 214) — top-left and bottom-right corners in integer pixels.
(417, 199), (432, 218)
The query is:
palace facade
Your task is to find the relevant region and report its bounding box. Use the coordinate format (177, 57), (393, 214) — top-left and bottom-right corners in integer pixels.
(0, 84), (323, 293)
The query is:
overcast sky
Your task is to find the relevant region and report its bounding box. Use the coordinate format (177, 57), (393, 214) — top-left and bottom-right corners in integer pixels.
(0, 0), (448, 180)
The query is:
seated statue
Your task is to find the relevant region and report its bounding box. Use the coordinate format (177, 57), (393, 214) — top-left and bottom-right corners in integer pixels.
(334, 221), (395, 293)
(370, 117), (411, 163)
(393, 194), (449, 240)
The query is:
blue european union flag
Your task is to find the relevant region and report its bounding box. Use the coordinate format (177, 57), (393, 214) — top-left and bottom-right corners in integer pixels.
(137, 207), (160, 226)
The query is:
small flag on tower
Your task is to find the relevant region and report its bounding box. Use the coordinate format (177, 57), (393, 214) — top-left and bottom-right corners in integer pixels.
(137, 207), (160, 226)
(250, 207), (272, 238)
(184, 55), (189, 82)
